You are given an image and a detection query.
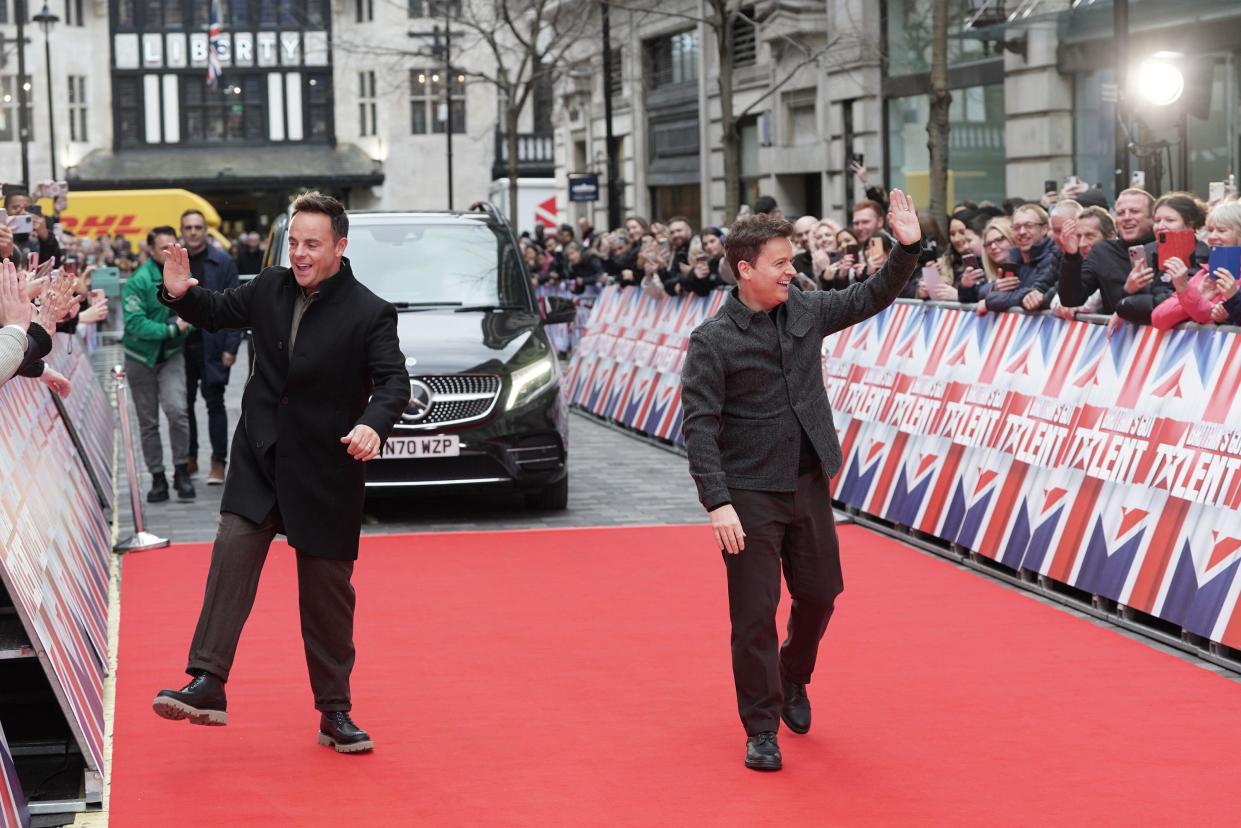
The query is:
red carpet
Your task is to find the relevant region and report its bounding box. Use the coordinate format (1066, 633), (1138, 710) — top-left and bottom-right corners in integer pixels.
(109, 524), (1241, 826)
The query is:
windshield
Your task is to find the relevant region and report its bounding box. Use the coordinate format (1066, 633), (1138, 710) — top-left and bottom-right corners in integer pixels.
(282, 220), (531, 308)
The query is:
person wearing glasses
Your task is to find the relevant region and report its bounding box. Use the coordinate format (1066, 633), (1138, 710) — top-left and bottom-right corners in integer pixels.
(982, 204), (1060, 313)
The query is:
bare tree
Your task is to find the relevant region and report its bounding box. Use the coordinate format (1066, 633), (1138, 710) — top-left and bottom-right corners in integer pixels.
(607, 0), (850, 221)
(338, 0), (594, 220)
(927, 0), (951, 221)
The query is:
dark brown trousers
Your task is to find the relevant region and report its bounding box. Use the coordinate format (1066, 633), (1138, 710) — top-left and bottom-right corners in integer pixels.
(724, 468), (844, 735)
(186, 509), (357, 712)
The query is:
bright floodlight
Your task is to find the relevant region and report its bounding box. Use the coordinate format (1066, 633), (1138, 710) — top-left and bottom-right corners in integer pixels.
(1138, 54), (1184, 107)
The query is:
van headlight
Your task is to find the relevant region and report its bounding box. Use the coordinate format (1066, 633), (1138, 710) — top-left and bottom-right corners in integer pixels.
(505, 355), (557, 410)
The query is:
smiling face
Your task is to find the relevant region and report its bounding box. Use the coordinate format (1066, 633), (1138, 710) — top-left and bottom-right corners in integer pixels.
(287, 211), (348, 290)
(851, 206), (882, 242)
(1206, 218), (1241, 248)
(984, 228), (1012, 265)
(1012, 207), (1048, 253)
(949, 218), (969, 254)
(1152, 204), (1188, 234)
(1076, 215), (1107, 259)
(1115, 193), (1154, 243)
(737, 237), (796, 311)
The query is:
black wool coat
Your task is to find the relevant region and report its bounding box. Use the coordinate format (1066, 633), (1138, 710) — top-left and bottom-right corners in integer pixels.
(161, 258), (410, 559)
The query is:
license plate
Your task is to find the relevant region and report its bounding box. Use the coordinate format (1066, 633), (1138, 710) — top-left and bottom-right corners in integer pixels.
(379, 435), (460, 459)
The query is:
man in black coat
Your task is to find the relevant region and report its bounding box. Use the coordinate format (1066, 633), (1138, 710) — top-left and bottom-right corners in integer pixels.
(151, 192), (410, 754)
(179, 209), (241, 486)
(681, 191), (922, 772)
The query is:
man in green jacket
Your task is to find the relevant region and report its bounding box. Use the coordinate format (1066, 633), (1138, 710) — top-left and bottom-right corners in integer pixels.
(123, 225), (195, 503)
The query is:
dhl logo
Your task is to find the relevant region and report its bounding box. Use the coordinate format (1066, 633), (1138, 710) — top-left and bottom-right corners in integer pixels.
(57, 214), (145, 238)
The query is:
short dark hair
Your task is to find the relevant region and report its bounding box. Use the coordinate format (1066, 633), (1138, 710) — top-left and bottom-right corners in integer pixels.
(180, 208), (206, 224)
(725, 214), (794, 278)
(148, 225), (177, 246)
(1153, 191), (1206, 230)
(291, 190), (349, 239)
(753, 195), (779, 215)
(1077, 206), (1117, 239)
(3, 188), (29, 208)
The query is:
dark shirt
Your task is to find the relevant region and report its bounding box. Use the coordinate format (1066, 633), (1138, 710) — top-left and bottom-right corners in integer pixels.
(1059, 231), (1156, 314)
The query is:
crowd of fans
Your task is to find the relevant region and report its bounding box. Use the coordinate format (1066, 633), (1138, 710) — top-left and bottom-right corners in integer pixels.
(525, 167), (1241, 340)
(0, 179), (265, 508)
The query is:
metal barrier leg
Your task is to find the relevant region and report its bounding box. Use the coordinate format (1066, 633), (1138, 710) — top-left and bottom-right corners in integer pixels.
(111, 365), (170, 553)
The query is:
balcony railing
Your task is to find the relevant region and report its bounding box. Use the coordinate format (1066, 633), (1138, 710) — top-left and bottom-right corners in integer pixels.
(492, 130), (555, 179)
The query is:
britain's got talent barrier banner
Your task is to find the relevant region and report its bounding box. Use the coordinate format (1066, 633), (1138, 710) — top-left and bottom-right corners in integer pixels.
(0, 341), (114, 817)
(0, 722), (28, 828)
(565, 289), (1241, 650)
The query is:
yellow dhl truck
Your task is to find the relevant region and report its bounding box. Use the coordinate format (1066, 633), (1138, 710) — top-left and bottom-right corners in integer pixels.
(36, 188), (232, 249)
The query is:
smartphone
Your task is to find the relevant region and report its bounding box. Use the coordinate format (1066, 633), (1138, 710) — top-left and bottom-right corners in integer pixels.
(1044, 179), (1058, 195)
(1156, 229), (1197, 270)
(7, 213), (33, 234)
(1128, 245), (1147, 269)
(852, 153), (864, 167)
(1207, 247), (1241, 281)
(962, 253), (980, 270)
(1210, 181), (1225, 202)
(1131, 170), (1146, 189)
(845, 243), (860, 257)
(62, 260), (78, 277)
(829, 250), (843, 263)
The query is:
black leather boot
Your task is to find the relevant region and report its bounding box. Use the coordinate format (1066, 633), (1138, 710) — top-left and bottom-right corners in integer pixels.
(173, 464), (196, 501)
(147, 472), (169, 503)
(317, 711), (374, 754)
(745, 731), (782, 771)
(782, 679), (811, 735)
(152, 671), (227, 726)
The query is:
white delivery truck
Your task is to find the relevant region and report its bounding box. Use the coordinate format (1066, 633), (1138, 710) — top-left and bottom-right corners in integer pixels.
(487, 178), (560, 236)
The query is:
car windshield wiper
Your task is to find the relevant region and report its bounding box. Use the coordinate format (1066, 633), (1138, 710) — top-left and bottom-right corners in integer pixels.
(452, 303), (527, 313)
(391, 301), (463, 311)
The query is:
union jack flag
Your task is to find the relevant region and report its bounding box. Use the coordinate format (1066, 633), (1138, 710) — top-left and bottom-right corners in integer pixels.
(206, 0), (223, 89)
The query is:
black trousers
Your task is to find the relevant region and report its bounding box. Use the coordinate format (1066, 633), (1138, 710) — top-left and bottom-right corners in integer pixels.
(184, 332), (229, 463)
(186, 510), (357, 712)
(724, 468), (844, 735)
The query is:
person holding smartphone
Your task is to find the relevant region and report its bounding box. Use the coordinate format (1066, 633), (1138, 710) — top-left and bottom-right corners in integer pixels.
(982, 204), (1059, 312)
(1116, 192), (1207, 326)
(1151, 201), (1241, 327)
(1059, 188), (1156, 318)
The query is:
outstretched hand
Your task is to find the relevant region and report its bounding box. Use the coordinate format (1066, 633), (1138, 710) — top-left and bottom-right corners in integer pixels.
(886, 189), (920, 247)
(162, 244), (199, 300)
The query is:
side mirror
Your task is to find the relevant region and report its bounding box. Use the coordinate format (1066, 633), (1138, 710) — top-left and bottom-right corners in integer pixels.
(543, 296), (576, 325)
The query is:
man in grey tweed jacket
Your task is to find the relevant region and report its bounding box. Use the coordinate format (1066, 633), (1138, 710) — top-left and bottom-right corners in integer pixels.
(681, 190), (922, 771)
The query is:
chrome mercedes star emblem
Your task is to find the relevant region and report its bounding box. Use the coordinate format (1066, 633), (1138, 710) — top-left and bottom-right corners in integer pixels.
(404, 379), (433, 422)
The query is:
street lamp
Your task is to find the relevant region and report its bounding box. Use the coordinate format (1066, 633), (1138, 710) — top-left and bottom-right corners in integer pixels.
(32, 1), (58, 179)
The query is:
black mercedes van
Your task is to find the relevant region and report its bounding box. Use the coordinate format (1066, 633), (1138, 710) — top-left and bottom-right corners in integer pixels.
(263, 202), (572, 508)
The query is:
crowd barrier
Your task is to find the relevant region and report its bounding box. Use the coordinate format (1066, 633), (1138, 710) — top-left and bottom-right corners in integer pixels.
(0, 338), (114, 823)
(534, 281), (598, 353)
(565, 287), (1241, 653)
(0, 723), (25, 828)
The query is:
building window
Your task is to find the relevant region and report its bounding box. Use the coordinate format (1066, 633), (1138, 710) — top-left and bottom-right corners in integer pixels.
(356, 0), (372, 22)
(115, 77), (142, 148)
(64, 0), (85, 26)
(0, 76), (34, 142)
(409, 0), (462, 17)
(646, 30), (698, 90)
(410, 68), (464, 134)
(886, 0), (992, 78)
(784, 89), (816, 146)
(305, 72), (331, 141)
(732, 6), (757, 68)
(0, 2), (7, 24)
(886, 83), (1006, 207)
(607, 49), (623, 98)
(182, 75), (264, 143)
(359, 70), (377, 136)
(67, 75), (87, 142)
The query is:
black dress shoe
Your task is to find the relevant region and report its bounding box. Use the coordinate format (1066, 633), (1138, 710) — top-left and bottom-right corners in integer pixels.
(318, 711), (374, 754)
(782, 679), (811, 734)
(744, 731), (782, 771)
(173, 464), (196, 501)
(152, 671), (227, 726)
(147, 472), (169, 503)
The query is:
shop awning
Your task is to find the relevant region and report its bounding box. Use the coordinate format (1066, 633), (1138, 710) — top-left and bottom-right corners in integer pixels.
(66, 143), (384, 191)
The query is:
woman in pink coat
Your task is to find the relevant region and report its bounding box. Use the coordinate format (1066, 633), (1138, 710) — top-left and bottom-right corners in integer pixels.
(1151, 200), (1240, 328)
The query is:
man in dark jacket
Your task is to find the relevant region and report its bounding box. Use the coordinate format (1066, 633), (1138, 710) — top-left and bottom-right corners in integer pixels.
(681, 190), (922, 771)
(1058, 188), (1156, 315)
(984, 204), (1059, 312)
(179, 209), (241, 485)
(151, 192), (410, 754)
